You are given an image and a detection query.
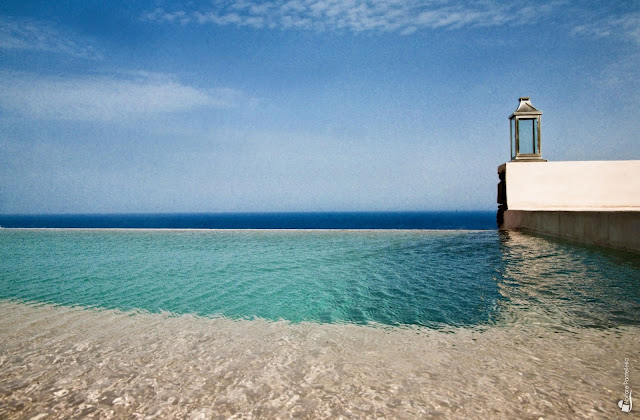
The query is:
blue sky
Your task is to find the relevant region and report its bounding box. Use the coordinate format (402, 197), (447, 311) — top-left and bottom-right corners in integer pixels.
(0, 1), (638, 214)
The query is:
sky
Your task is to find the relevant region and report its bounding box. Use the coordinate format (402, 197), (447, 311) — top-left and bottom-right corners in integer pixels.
(0, 1), (639, 214)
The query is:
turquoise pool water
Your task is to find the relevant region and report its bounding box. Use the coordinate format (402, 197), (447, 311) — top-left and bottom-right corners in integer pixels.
(2, 228), (640, 418)
(1, 229), (639, 328)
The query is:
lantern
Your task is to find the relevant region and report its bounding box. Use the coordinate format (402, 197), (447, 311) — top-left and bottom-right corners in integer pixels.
(509, 97), (545, 161)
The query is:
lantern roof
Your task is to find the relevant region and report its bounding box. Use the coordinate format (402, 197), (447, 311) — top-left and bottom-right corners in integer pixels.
(509, 97), (542, 119)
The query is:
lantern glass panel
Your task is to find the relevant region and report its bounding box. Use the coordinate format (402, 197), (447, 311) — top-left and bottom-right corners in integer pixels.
(510, 118), (516, 159)
(518, 118), (535, 154)
(533, 118), (539, 154)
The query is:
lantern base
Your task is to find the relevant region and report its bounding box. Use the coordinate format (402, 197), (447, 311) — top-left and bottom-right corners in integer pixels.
(510, 157), (547, 162)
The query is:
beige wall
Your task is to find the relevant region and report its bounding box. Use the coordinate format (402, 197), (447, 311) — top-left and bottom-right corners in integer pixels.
(502, 210), (640, 253)
(505, 161), (640, 211)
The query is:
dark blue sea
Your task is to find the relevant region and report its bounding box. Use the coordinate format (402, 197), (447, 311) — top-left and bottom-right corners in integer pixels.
(0, 211), (496, 230)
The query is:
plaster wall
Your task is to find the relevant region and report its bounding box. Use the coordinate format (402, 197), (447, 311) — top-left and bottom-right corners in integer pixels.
(504, 161), (640, 211)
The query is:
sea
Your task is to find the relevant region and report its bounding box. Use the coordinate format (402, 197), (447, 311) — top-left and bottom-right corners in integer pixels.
(0, 212), (639, 418)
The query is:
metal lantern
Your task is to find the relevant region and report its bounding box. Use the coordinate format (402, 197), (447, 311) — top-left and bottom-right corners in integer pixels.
(509, 97), (545, 161)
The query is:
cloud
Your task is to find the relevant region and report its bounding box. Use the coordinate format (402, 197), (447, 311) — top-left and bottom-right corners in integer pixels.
(142, 0), (557, 34)
(572, 12), (640, 45)
(0, 71), (251, 122)
(0, 16), (101, 59)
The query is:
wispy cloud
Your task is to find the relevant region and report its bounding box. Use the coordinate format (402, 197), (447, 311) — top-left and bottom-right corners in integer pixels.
(0, 16), (101, 59)
(142, 0), (556, 34)
(0, 71), (251, 122)
(572, 12), (640, 45)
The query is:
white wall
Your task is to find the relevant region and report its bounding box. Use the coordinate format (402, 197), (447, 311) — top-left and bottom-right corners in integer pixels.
(505, 161), (640, 211)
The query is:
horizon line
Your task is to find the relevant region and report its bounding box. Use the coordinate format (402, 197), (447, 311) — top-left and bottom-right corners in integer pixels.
(0, 210), (496, 217)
